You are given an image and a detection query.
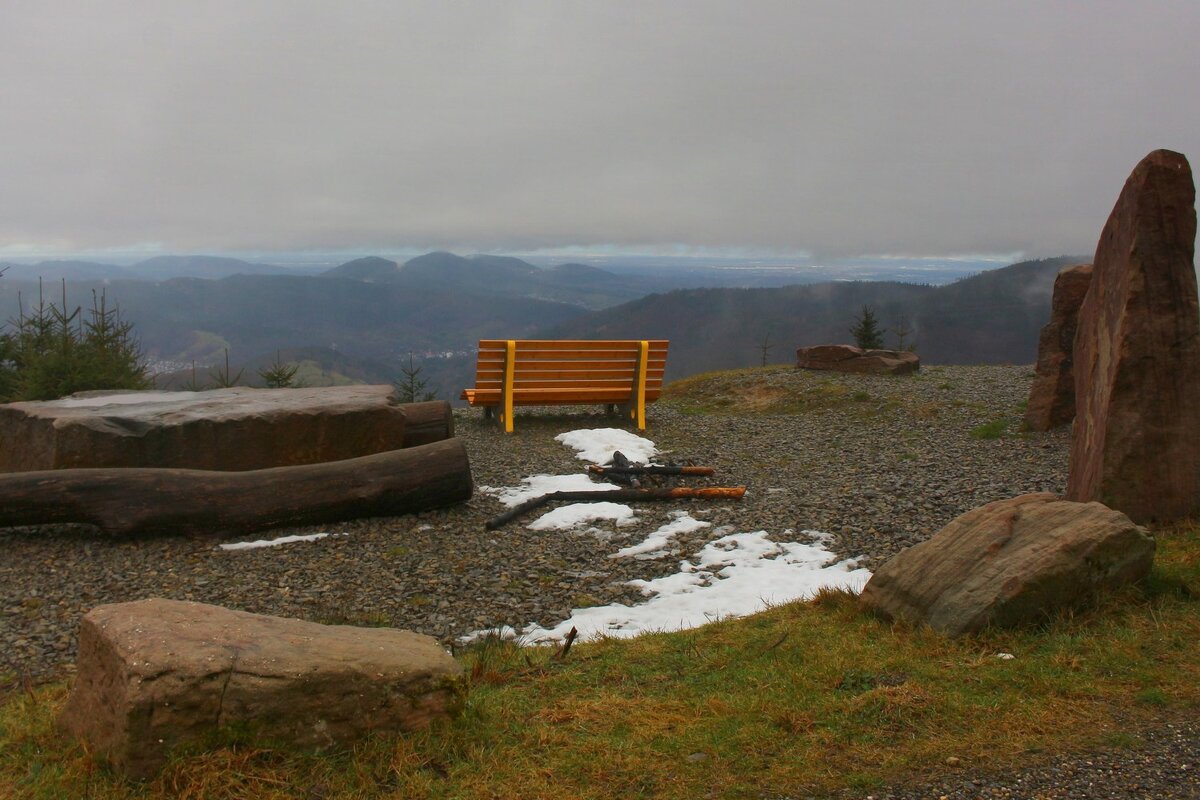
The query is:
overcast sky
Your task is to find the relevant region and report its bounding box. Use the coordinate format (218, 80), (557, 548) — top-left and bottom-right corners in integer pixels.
(0, 1), (1196, 261)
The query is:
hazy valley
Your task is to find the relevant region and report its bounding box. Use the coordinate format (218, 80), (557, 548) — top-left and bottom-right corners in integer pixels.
(0, 252), (1082, 401)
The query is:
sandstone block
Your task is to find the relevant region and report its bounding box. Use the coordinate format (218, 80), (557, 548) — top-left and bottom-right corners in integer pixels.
(796, 344), (920, 375)
(859, 493), (1155, 637)
(0, 385), (413, 473)
(59, 599), (465, 779)
(1024, 263), (1093, 431)
(1067, 149), (1200, 522)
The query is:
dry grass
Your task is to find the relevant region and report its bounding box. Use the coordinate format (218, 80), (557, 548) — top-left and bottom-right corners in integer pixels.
(2, 525), (1198, 799)
(661, 365), (911, 419)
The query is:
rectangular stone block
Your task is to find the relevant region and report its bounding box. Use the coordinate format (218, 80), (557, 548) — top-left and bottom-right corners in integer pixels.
(58, 599), (465, 779)
(0, 385), (408, 472)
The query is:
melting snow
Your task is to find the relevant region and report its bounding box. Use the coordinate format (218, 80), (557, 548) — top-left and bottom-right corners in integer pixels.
(611, 511), (711, 559)
(470, 429), (872, 645)
(480, 473), (617, 507)
(528, 502), (638, 531)
(218, 532), (337, 551)
(554, 428), (659, 464)
(471, 530), (870, 644)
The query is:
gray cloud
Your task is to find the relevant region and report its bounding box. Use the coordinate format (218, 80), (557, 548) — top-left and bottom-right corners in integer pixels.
(1, 1), (1197, 259)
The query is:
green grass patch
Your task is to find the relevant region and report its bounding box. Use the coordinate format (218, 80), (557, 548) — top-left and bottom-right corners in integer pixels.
(970, 419), (1008, 439)
(4, 530), (1199, 799)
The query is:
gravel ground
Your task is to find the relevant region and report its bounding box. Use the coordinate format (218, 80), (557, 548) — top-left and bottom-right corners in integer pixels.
(820, 717), (1200, 800)
(3, 363), (1195, 798)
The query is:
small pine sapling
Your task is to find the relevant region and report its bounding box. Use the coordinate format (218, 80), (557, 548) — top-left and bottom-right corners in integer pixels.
(258, 351), (300, 389)
(394, 351), (436, 403)
(757, 331), (774, 367)
(850, 305), (886, 350)
(209, 348), (244, 388)
(892, 314), (917, 352)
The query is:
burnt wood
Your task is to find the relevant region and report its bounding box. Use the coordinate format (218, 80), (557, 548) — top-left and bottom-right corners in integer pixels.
(485, 486), (745, 530)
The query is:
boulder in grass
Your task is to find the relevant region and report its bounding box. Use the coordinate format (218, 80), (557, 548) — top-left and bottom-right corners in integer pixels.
(859, 493), (1155, 637)
(0, 385), (412, 473)
(796, 344), (919, 375)
(58, 599), (465, 780)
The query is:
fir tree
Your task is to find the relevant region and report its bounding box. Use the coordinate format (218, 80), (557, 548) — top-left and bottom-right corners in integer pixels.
(892, 314), (917, 352)
(209, 348), (244, 388)
(1, 281), (150, 401)
(394, 351), (436, 403)
(258, 351), (300, 389)
(849, 305), (886, 350)
(757, 331), (774, 367)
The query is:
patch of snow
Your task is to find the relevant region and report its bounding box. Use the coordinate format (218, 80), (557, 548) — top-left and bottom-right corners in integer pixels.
(481, 474), (617, 508)
(469, 530), (871, 644)
(528, 502), (637, 531)
(55, 391), (201, 408)
(554, 428), (658, 465)
(218, 532), (337, 551)
(611, 510), (711, 559)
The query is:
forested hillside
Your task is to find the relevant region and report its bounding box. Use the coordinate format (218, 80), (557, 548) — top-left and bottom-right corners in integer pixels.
(0, 256), (1083, 401)
(539, 257), (1081, 379)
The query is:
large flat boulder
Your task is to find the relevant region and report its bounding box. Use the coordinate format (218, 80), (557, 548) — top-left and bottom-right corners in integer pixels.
(796, 344), (919, 375)
(0, 385), (416, 472)
(1024, 263), (1093, 431)
(859, 493), (1155, 637)
(1066, 149), (1200, 522)
(59, 599), (465, 779)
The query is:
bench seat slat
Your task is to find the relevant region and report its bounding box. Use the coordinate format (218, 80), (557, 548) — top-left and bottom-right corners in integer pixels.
(477, 339), (667, 350)
(474, 367), (666, 381)
(462, 388), (664, 405)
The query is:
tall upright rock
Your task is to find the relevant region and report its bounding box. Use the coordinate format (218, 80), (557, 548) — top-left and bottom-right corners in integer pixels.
(1024, 263), (1093, 431)
(1067, 150), (1199, 522)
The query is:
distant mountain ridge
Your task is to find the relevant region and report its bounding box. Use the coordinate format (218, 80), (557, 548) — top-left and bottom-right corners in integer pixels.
(538, 256), (1083, 378)
(321, 256), (401, 282)
(0, 253), (1085, 404)
(0, 255), (300, 282)
(318, 251), (655, 310)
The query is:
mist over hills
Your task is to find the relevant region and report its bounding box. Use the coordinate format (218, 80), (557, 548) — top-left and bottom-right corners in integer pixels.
(0, 255), (304, 282)
(0, 252), (1083, 402)
(320, 251), (658, 309)
(539, 256), (1081, 379)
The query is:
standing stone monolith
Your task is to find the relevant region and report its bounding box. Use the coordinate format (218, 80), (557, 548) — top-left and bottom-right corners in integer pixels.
(1067, 149), (1199, 522)
(1024, 263), (1093, 431)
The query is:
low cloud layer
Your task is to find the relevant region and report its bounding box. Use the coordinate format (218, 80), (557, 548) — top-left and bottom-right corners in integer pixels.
(1, 2), (1197, 258)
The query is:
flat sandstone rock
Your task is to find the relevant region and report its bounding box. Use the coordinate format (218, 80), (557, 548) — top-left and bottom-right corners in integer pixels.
(59, 599), (465, 779)
(796, 344), (919, 375)
(0, 385), (409, 472)
(859, 493), (1154, 637)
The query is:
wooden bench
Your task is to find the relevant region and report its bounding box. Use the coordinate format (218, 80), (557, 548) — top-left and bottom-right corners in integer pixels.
(461, 339), (669, 432)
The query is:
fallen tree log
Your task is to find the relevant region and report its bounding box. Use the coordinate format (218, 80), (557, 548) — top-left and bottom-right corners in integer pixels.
(400, 400), (455, 447)
(486, 486), (746, 530)
(0, 438), (473, 537)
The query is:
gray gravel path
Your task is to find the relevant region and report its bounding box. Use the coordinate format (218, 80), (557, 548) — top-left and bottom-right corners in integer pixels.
(3, 363), (1194, 798)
